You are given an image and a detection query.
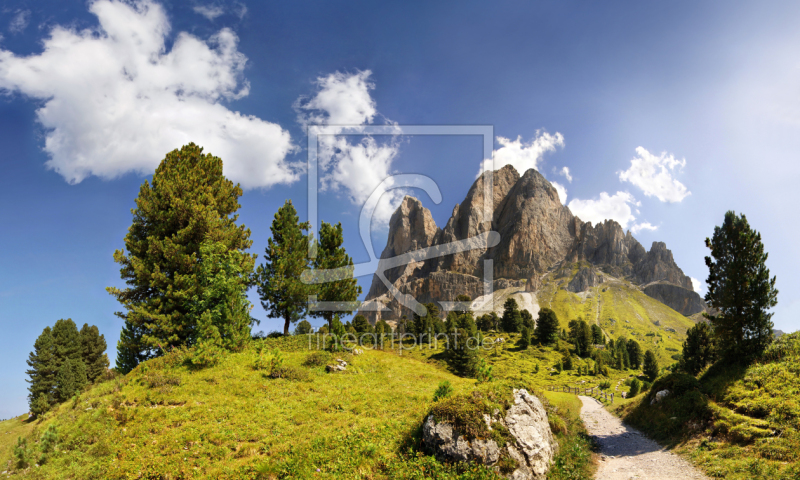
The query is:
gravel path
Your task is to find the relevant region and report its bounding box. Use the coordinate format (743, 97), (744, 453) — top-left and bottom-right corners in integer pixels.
(578, 396), (709, 480)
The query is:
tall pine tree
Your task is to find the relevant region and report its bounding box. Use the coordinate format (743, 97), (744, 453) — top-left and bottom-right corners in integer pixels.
(501, 298), (522, 333)
(535, 308), (559, 345)
(80, 324), (109, 382)
(26, 327), (57, 415)
(256, 200), (312, 335)
(108, 144), (255, 372)
(704, 211), (778, 361)
(308, 221), (362, 330)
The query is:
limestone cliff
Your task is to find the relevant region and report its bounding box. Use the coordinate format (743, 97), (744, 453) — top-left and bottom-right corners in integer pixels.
(359, 166), (704, 322)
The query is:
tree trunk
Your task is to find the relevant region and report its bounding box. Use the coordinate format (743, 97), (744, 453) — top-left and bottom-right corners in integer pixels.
(284, 317), (290, 336)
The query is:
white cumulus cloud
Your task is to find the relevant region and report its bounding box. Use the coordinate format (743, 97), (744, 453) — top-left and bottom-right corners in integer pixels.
(568, 191), (639, 229)
(8, 10), (30, 34)
(477, 130), (564, 178)
(690, 277), (704, 294)
(0, 0), (298, 189)
(193, 5), (225, 20)
(631, 222), (658, 234)
(551, 181), (568, 205)
(559, 166), (572, 182)
(295, 70), (403, 226)
(619, 146), (691, 203)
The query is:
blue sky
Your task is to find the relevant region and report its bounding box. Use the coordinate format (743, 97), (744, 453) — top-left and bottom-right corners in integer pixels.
(1, 0), (799, 417)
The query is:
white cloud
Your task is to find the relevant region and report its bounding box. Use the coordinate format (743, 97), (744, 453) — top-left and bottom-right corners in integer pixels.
(567, 191), (638, 229)
(690, 277), (704, 294)
(631, 222), (658, 234)
(295, 70), (403, 226)
(551, 181), (568, 205)
(0, 0), (298, 189)
(193, 5), (225, 20)
(559, 166), (572, 182)
(477, 130), (564, 178)
(618, 146), (691, 203)
(8, 10), (30, 34)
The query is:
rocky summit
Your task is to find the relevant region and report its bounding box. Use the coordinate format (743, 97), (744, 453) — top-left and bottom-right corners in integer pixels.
(360, 165), (705, 322)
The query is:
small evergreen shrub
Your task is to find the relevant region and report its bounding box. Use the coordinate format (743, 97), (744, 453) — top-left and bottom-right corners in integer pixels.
(303, 351), (333, 367)
(269, 365), (309, 381)
(629, 378), (641, 397)
(433, 381), (454, 402)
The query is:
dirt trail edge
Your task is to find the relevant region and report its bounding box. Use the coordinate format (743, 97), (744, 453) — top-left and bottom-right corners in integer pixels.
(578, 395), (709, 480)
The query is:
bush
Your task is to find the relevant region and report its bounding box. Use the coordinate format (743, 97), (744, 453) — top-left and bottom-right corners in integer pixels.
(564, 356), (573, 370)
(599, 381), (611, 390)
(269, 365), (309, 381)
(266, 331), (284, 339)
(629, 378), (641, 397)
(433, 381), (454, 402)
(476, 358), (494, 384)
(303, 351), (333, 367)
(254, 346), (284, 375)
(38, 424), (58, 464)
(14, 436), (31, 469)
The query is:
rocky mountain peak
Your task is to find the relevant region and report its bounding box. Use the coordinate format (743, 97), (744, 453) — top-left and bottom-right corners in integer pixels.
(360, 167), (705, 321)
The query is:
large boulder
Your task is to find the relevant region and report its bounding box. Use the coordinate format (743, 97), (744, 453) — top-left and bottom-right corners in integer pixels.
(423, 389), (557, 479)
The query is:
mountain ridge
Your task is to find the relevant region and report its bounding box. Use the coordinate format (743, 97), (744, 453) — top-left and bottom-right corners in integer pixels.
(361, 165), (705, 323)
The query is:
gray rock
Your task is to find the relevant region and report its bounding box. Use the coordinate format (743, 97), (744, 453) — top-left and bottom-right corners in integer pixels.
(423, 389), (557, 479)
(642, 283), (705, 316)
(651, 389), (671, 405)
(359, 167), (705, 322)
(566, 267), (602, 293)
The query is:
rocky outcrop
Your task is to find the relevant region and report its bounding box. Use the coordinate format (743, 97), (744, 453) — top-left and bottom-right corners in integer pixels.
(633, 242), (693, 289)
(566, 267), (603, 293)
(366, 196), (440, 300)
(423, 389), (557, 479)
(642, 283), (706, 316)
(359, 166), (705, 321)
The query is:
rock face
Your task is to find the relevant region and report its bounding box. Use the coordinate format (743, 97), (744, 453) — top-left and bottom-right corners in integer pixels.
(359, 166), (705, 322)
(566, 267), (603, 293)
(423, 389), (557, 480)
(642, 283), (706, 316)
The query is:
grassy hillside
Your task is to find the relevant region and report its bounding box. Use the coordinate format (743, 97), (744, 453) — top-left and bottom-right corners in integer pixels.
(537, 263), (696, 366)
(1, 334), (602, 479)
(616, 332), (800, 479)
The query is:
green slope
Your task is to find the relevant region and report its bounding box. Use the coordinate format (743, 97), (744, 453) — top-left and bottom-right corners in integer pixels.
(617, 332), (800, 479)
(537, 263), (696, 365)
(1, 335), (599, 480)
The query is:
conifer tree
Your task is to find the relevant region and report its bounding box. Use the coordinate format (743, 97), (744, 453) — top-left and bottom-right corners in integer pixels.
(190, 241), (254, 366)
(627, 339), (643, 369)
(352, 315), (372, 333)
(501, 298), (522, 333)
(643, 350), (659, 382)
(447, 299), (478, 376)
(108, 144), (255, 370)
(520, 309), (535, 330)
(591, 324), (604, 345)
(681, 322), (716, 375)
(294, 320), (312, 335)
(309, 221), (361, 330)
(519, 326), (531, 349)
(54, 358), (87, 402)
(79, 324), (109, 383)
(26, 327), (57, 415)
(704, 211), (778, 361)
(257, 200), (312, 335)
(535, 308), (559, 345)
(52, 319), (82, 366)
